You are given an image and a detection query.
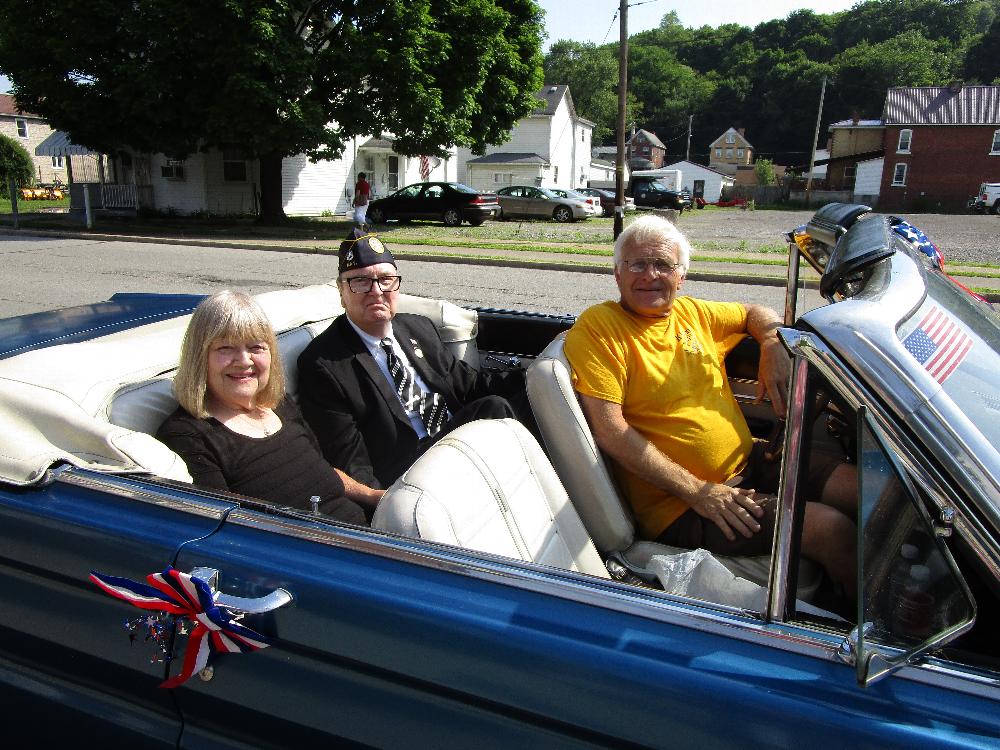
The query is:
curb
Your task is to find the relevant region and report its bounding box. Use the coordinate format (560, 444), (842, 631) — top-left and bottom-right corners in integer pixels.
(2, 227), (995, 301)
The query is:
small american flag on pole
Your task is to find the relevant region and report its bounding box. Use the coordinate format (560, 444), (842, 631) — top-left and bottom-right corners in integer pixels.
(419, 155), (430, 181)
(901, 305), (973, 384)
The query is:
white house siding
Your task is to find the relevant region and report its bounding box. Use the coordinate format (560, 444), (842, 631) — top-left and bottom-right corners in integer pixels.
(588, 161), (616, 185)
(283, 152), (351, 217)
(465, 164), (543, 192)
(546, 105), (576, 189)
(853, 157), (883, 202)
(203, 151), (259, 215)
(663, 161), (733, 203)
(150, 153), (209, 215)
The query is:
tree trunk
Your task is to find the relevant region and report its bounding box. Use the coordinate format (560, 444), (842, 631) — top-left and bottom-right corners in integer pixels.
(258, 152), (287, 224)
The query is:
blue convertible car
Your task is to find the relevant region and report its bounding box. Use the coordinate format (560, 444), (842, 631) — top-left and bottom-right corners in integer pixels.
(1, 205), (999, 747)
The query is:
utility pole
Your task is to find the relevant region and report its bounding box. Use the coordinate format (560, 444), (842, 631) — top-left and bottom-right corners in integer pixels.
(805, 75), (827, 204)
(685, 114), (693, 161)
(614, 0), (628, 239)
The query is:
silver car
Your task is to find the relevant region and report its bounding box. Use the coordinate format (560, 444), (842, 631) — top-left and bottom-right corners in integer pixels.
(495, 185), (591, 222)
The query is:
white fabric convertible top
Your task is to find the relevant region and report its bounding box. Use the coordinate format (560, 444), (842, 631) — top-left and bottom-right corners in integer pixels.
(0, 285), (478, 486)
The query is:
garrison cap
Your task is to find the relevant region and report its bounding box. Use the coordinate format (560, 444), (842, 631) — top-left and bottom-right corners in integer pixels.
(338, 228), (396, 273)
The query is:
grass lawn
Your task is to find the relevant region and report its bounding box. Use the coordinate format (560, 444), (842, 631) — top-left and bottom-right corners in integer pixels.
(0, 196), (70, 214)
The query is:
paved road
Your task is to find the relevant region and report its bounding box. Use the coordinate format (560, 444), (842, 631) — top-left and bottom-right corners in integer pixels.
(0, 235), (823, 319)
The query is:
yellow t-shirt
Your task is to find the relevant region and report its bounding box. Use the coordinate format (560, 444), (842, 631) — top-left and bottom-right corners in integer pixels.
(564, 298), (753, 539)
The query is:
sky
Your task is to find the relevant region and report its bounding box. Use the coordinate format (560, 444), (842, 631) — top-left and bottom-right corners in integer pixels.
(538, 0), (859, 49)
(1, 2), (858, 93)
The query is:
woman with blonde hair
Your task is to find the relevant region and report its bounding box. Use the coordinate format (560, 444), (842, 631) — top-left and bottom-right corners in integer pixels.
(157, 290), (380, 523)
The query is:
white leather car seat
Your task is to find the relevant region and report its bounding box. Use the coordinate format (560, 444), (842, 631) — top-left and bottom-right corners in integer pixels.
(526, 333), (820, 597)
(373, 418), (610, 579)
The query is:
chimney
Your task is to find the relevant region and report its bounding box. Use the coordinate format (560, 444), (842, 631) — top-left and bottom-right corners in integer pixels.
(851, 109), (860, 125)
(737, 128), (745, 137)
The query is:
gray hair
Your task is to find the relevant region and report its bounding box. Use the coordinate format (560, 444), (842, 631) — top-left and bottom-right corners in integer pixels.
(173, 290), (285, 418)
(612, 214), (692, 272)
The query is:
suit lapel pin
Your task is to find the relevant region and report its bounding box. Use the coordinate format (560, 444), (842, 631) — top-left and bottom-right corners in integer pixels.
(411, 339), (424, 358)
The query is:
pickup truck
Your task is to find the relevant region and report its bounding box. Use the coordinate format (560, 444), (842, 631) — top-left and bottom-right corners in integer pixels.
(627, 176), (692, 212)
(969, 182), (1000, 213)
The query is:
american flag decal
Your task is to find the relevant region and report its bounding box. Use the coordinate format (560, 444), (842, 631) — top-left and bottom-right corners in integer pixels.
(902, 306), (972, 384)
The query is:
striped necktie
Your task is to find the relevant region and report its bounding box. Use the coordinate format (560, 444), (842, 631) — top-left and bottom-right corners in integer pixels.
(381, 338), (450, 437)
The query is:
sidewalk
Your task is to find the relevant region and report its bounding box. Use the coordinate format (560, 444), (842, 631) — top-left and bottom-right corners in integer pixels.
(4, 224), (998, 300)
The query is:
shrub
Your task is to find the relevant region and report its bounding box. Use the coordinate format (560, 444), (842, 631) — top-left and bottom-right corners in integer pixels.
(0, 133), (34, 199)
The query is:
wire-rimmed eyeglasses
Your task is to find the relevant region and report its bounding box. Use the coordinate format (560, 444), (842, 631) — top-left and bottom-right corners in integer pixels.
(340, 275), (402, 294)
(623, 258), (683, 276)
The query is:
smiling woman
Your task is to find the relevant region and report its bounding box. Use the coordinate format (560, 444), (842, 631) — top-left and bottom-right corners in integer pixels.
(156, 290), (374, 522)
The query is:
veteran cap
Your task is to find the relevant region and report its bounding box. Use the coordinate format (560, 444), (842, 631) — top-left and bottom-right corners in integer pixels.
(338, 228), (396, 273)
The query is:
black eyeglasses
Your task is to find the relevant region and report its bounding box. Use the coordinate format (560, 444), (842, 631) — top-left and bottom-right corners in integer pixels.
(341, 275), (402, 294)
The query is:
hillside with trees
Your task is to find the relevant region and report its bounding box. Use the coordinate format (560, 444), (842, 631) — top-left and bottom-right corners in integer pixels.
(545, 0), (1000, 166)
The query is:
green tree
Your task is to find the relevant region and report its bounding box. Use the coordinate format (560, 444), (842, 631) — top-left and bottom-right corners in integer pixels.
(754, 157), (776, 186)
(0, 133), (33, 198)
(966, 15), (1000, 82)
(543, 41), (619, 141)
(0, 0), (544, 222)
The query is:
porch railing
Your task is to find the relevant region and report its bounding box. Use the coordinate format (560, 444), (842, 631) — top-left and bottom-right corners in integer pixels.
(101, 184), (154, 209)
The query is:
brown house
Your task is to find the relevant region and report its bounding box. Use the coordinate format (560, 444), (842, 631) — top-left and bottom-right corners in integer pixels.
(709, 127), (754, 175)
(823, 118), (885, 190)
(627, 129), (666, 168)
(879, 84), (1000, 212)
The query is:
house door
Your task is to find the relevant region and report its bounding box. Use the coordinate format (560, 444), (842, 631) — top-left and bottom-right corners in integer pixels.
(388, 156), (399, 191)
(693, 180), (705, 198)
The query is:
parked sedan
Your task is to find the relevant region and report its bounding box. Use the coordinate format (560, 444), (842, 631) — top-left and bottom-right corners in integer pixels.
(3, 205), (1000, 746)
(576, 187), (637, 215)
(547, 188), (602, 216)
(366, 182), (499, 227)
(495, 185), (590, 222)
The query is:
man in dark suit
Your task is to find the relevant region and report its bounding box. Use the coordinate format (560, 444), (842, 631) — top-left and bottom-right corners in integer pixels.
(297, 229), (516, 489)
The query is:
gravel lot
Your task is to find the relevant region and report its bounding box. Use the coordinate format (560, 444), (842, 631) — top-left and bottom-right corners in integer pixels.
(675, 208), (1000, 265)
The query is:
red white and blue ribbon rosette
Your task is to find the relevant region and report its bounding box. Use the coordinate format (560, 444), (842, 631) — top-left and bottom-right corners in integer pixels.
(90, 567), (271, 688)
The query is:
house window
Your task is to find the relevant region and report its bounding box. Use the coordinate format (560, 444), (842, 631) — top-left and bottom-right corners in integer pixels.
(715, 148), (722, 158)
(991, 129), (1000, 154)
(15, 118), (27, 138)
(726, 148), (733, 159)
(51, 156), (64, 170)
(553, 166), (559, 182)
(222, 149), (248, 182)
(844, 165), (857, 179)
(737, 148), (744, 159)
(581, 130), (585, 142)
(892, 163), (907, 186)
(726, 132), (736, 144)
(161, 160), (186, 180)
(897, 129), (912, 153)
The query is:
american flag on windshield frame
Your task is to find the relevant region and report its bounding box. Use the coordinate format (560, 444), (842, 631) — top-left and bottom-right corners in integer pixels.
(901, 305), (973, 384)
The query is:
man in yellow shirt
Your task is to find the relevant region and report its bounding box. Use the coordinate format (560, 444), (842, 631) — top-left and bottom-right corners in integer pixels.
(565, 215), (855, 594)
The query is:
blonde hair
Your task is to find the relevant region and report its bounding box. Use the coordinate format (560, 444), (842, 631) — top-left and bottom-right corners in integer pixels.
(613, 214), (692, 273)
(173, 290), (285, 418)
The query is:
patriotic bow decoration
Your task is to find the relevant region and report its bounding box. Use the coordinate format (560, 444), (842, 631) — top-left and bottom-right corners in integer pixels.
(90, 567), (272, 688)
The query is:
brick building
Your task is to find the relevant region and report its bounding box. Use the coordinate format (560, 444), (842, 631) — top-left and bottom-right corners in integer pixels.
(0, 94), (96, 185)
(879, 84), (1000, 212)
(627, 129), (666, 168)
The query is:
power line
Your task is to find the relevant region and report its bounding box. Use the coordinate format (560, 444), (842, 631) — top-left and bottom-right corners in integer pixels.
(601, 10), (619, 44)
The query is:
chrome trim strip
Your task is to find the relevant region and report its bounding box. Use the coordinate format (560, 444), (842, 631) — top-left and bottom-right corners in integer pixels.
(55, 469), (232, 519)
(768, 351), (810, 621)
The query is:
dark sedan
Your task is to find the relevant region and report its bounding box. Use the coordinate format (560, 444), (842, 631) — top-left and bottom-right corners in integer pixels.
(366, 182), (499, 227)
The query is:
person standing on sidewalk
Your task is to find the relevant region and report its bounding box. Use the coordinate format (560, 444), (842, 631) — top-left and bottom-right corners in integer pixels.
(352, 172), (371, 227)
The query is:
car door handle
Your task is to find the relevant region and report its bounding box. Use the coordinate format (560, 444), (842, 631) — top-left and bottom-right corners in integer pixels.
(190, 566), (293, 614)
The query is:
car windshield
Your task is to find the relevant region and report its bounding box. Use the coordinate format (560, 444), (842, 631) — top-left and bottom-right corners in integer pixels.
(898, 273), (1000, 447)
(451, 183), (477, 194)
(536, 188), (558, 198)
